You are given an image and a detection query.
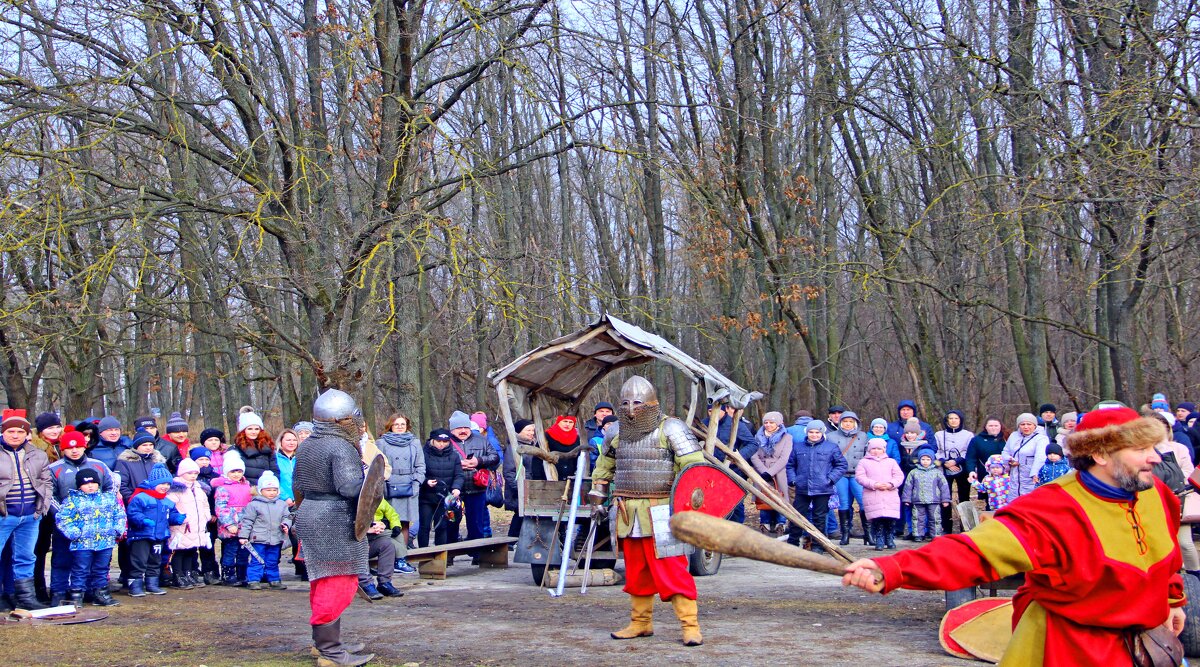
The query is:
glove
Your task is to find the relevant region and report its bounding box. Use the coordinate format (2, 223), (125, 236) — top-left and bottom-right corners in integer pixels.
(391, 526), (402, 539)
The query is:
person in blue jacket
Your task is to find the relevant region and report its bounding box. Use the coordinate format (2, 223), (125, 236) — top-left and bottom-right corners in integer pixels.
(886, 400), (932, 446)
(785, 421), (847, 553)
(87, 416), (131, 470)
(124, 464), (185, 597)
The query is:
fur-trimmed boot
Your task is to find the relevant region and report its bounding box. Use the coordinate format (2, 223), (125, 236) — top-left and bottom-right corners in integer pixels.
(670, 594), (703, 646)
(610, 594), (655, 639)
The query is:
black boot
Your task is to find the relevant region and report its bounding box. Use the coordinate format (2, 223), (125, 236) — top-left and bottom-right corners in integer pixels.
(871, 520), (885, 551)
(0, 593), (14, 613)
(312, 619), (375, 667)
(91, 588), (120, 607)
(68, 590), (84, 608)
(859, 511), (871, 545)
(13, 578), (47, 610)
(838, 510), (852, 546)
(49, 590), (67, 607)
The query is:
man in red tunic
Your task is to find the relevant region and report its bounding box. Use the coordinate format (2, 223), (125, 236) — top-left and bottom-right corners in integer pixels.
(844, 406), (1187, 666)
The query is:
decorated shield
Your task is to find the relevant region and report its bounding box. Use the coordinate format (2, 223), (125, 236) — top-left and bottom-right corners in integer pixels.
(671, 463), (746, 519)
(355, 454), (387, 541)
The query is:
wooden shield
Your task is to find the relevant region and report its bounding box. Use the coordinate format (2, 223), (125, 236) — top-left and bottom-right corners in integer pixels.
(355, 454), (387, 541)
(671, 463), (746, 519)
(939, 597), (1013, 663)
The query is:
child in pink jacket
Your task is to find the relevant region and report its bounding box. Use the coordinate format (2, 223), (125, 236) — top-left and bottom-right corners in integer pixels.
(855, 438), (904, 550)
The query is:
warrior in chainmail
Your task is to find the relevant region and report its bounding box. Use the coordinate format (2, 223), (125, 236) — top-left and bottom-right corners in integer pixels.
(292, 389), (374, 667)
(590, 375), (707, 646)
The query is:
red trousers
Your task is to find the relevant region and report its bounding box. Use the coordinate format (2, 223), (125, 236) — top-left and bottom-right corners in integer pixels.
(309, 574), (358, 625)
(622, 536), (697, 600)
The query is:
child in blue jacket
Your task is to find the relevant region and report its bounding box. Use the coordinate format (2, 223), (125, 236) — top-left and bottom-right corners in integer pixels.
(124, 464), (185, 597)
(56, 468), (126, 607)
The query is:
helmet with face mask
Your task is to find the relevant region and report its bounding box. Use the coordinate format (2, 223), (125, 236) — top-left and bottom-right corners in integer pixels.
(618, 375), (662, 439)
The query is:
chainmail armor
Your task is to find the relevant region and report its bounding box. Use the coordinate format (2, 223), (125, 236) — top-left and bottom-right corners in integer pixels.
(292, 420), (369, 581)
(612, 424), (676, 497)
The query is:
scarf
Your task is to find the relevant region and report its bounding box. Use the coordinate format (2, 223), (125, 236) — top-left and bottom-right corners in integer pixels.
(1079, 470), (1136, 502)
(545, 416), (578, 447)
(755, 426), (784, 457)
(381, 432), (415, 448)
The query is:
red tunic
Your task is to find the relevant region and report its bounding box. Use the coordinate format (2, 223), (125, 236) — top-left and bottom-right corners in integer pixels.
(875, 471), (1186, 666)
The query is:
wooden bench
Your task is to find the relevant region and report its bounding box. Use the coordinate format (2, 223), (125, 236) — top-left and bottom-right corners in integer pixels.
(405, 537), (518, 580)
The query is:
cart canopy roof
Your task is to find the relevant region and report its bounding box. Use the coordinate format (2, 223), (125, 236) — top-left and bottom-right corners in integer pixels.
(489, 314), (762, 412)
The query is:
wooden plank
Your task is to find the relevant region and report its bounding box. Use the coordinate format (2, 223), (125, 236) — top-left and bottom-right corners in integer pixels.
(478, 543), (510, 568)
(406, 536), (517, 559)
(417, 551), (447, 580)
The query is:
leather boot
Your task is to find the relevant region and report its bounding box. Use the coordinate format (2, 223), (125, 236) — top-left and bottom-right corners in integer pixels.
(0, 593), (15, 613)
(50, 590), (67, 607)
(859, 510), (871, 545)
(670, 595), (703, 646)
(610, 594), (655, 639)
(68, 590), (84, 608)
(838, 510), (852, 545)
(312, 619), (375, 667)
(13, 578), (47, 610)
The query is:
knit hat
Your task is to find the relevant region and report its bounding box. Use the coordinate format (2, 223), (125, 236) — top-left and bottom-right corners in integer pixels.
(1067, 407), (1164, 459)
(600, 415), (618, 427)
(763, 411), (784, 425)
(1159, 411), (1177, 427)
(199, 428), (224, 445)
(131, 429), (156, 448)
(257, 470), (280, 490)
(237, 406), (264, 433)
(188, 446), (213, 461)
(985, 454), (1006, 471)
(870, 417), (888, 431)
(165, 411), (189, 433)
(1038, 403), (1057, 414)
(806, 421), (827, 434)
(903, 418), (922, 435)
(470, 412), (489, 430)
(1153, 393), (1168, 402)
(595, 401), (615, 412)
(134, 416), (157, 431)
(866, 437), (888, 452)
(513, 419), (534, 434)
(1, 409), (30, 432)
(75, 468), (102, 489)
(176, 458), (200, 475)
(916, 446), (936, 462)
(1045, 443), (1064, 457)
(1016, 413), (1038, 426)
(1151, 400), (1171, 411)
(146, 464), (173, 487)
(293, 421), (314, 433)
(60, 428), (88, 451)
(429, 428), (454, 442)
(34, 412), (61, 432)
(1179, 402), (1197, 414)
(222, 451), (246, 472)
(97, 416), (121, 432)
(1061, 411), (1078, 425)
(448, 410), (473, 431)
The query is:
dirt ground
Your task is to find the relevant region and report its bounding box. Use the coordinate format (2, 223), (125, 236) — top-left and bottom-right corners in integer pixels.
(0, 511), (983, 666)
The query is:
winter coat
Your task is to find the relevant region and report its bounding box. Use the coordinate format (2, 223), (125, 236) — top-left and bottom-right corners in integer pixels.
(710, 414), (759, 463)
(421, 442), (465, 500)
(209, 446), (229, 475)
(0, 440), (53, 517)
(975, 473), (1014, 509)
(166, 478), (213, 550)
(751, 429), (793, 495)
(1036, 459), (1072, 487)
(855, 454), (904, 519)
(1039, 418), (1060, 444)
(275, 450), (297, 503)
(886, 400), (933, 446)
(826, 426), (869, 478)
(902, 464), (951, 504)
(55, 489), (126, 551)
(933, 422), (974, 479)
(125, 480), (186, 541)
(87, 435), (131, 470)
(966, 433), (1006, 479)
(32, 433), (61, 464)
(1002, 430), (1051, 497)
(502, 437), (536, 512)
(213, 476), (253, 539)
(377, 432), (426, 499)
(1171, 423), (1196, 463)
(785, 436), (847, 496)
(155, 437), (188, 474)
(238, 495), (292, 545)
(238, 441), (278, 486)
(47, 455), (114, 509)
(115, 448), (167, 503)
(455, 432), (498, 495)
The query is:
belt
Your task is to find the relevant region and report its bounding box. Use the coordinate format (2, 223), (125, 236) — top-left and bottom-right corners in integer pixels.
(303, 492), (349, 502)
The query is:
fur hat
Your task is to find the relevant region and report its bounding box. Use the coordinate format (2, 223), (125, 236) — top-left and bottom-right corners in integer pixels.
(165, 411), (189, 433)
(237, 406), (264, 433)
(257, 470), (280, 491)
(1066, 407), (1165, 459)
(222, 451), (246, 473)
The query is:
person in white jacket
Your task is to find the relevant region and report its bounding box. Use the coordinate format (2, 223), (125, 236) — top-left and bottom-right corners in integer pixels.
(1002, 413), (1049, 497)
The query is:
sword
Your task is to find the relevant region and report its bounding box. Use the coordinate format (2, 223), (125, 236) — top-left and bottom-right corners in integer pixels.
(242, 542), (266, 565)
(577, 519), (599, 595)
